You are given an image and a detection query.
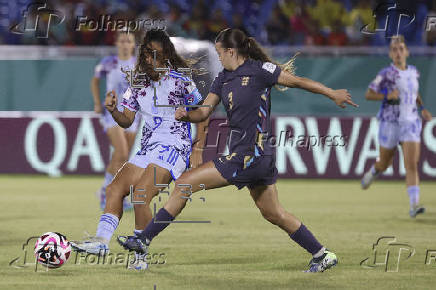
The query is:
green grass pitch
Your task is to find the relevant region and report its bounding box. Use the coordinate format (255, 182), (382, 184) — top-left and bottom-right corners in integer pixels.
(1, 175), (435, 290)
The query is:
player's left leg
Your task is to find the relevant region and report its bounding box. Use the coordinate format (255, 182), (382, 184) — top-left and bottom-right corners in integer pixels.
(117, 161), (229, 253)
(121, 131), (139, 210)
(249, 184), (337, 272)
(401, 141), (425, 217)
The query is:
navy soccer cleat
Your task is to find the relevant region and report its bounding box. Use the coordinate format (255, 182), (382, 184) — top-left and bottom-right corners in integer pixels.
(305, 250), (338, 273)
(117, 235), (148, 254)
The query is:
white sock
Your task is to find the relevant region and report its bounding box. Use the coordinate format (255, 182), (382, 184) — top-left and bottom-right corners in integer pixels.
(313, 247), (326, 259)
(407, 186), (419, 208)
(96, 213), (119, 243)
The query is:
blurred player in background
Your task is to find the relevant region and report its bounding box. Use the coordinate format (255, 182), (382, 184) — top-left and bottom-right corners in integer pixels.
(118, 28), (358, 273)
(72, 30), (207, 270)
(91, 31), (139, 211)
(361, 35), (433, 218)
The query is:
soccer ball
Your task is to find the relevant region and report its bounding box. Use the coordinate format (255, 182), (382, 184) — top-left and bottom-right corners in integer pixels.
(34, 232), (72, 268)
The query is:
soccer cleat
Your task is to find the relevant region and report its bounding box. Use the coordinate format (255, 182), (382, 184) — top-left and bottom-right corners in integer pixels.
(305, 250), (338, 273)
(128, 252), (149, 270)
(361, 169), (379, 190)
(409, 206), (425, 218)
(70, 236), (109, 255)
(117, 236), (148, 254)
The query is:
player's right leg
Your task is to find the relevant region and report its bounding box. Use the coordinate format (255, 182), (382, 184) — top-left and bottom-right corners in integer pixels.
(71, 163), (144, 255)
(249, 184), (337, 272)
(98, 125), (131, 210)
(362, 121), (398, 189)
(361, 146), (396, 189)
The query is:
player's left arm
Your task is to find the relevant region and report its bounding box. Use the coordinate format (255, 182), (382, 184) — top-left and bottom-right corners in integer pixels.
(417, 94), (432, 121)
(277, 70), (358, 108)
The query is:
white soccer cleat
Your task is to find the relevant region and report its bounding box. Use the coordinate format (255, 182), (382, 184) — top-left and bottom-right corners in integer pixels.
(361, 169), (379, 190)
(70, 236), (109, 255)
(128, 252), (149, 271)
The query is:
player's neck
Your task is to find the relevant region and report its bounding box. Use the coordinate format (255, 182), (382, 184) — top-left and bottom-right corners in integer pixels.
(118, 53), (132, 61)
(393, 62), (407, 71)
(229, 57), (246, 71)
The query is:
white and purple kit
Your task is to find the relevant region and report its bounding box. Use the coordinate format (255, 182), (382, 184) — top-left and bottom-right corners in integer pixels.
(121, 70), (203, 179)
(94, 55), (141, 132)
(369, 64), (422, 149)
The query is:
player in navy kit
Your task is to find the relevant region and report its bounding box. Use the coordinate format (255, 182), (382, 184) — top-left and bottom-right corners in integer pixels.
(118, 28), (357, 272)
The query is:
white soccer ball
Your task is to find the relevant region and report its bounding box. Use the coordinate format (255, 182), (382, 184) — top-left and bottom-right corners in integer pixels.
(34, 232), (72, 268)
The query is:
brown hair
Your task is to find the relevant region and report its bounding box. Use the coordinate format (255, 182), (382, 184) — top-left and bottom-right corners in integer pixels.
(215, 28), (298, 77)
(390, 35), (407, 48)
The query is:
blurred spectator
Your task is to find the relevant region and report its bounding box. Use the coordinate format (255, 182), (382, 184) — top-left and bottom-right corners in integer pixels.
(1, 0), (434, 47)
(327, 20), (348, 46)
(266, 5), (291, 45)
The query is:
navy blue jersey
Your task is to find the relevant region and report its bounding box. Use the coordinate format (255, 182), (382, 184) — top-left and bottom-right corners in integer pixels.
(210, 59), (281, 157)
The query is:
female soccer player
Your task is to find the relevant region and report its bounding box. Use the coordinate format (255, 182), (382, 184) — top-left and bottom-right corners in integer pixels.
(118, 28), (357, 273)
(91, 31), (139, 210)
(72, 30), (207, 270)
(361, 36), (433, 218)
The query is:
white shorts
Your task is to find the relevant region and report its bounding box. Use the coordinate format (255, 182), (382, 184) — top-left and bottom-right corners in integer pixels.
(378, 119), (422, 149)
(100, 109), (141, 133)
(128, 142), (190, 180)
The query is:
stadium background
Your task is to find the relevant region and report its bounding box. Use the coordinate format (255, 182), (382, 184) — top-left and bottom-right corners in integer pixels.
(1, 1), (436, 289)
(0, 0), (435, 179)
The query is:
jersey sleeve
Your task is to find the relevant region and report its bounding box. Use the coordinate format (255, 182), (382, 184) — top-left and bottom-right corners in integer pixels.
(121, 87), (140, 112)
(368, 69), (386, 94)
(94, 56), (111, 78)
(183, 78), (203, 110)
(209, 72), (224, 97)
(259, 61), (282, 87)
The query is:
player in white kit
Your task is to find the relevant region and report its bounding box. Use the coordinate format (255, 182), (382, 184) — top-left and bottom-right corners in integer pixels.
(361, 36), (433, 217)
(72, 30), (207, 270)
(91, 31), (140, 210)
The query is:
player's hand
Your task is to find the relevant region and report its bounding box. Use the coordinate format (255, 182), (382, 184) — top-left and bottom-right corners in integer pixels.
(387, 89), (399, 100)
(331, 89), (358, 108)
(422, 109), (432, 121)
(175, 106), (189, 121)
(104, 90), (117, 113)
(94, 104), (103, 114)
(189, 149), (203, 169)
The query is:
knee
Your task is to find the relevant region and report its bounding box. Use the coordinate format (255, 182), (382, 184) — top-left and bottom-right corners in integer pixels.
(259, 207), (285, 225)
(106, 183), (125, 202)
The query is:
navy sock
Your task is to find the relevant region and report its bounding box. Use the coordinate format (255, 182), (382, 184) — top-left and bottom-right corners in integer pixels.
(289, 224), (323, 255)
(139, 208), (174, 243)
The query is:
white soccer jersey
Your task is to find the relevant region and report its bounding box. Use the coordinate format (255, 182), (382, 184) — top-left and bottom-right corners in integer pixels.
(369, 64), (420, 122)
(94, 55), (137, 112)
(122, 70), (203, 166)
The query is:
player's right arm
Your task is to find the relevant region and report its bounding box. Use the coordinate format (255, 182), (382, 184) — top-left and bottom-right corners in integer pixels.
(105, 90), (136, 128)
(365, 88), (399, 101)
(365, 69), (399, 102)
(175, 92), (220, 123)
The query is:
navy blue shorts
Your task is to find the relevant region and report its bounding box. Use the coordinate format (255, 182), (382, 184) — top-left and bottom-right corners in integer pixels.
(213, 153), (278, 190)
